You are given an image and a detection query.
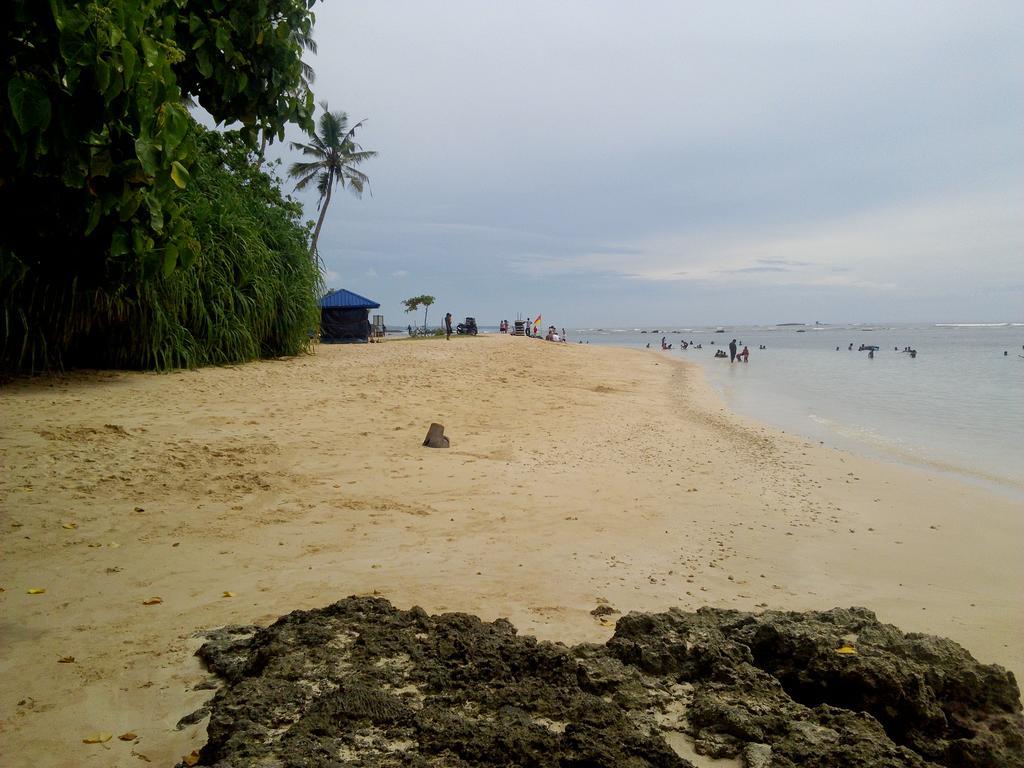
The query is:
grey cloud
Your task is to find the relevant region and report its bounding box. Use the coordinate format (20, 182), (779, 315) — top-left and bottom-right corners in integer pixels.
(722, 266), (791, 274)
(756, 258), (813, 267)
(277, 1), (1023, 325)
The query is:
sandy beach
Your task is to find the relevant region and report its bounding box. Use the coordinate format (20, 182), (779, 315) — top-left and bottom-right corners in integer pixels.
(1, 333), (1021, 767)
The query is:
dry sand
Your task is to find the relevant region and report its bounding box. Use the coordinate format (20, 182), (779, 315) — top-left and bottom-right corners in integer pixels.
(1, 333), (1022, 767)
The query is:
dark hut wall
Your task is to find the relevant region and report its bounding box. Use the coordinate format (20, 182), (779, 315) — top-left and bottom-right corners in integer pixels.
(320, 308), (370, 343)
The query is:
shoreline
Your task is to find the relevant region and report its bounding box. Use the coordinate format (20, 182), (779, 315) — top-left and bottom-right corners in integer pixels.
(2, 334), (1021, 766)
(573, 329), (1019, 501)
(687, 352), (1024, 502)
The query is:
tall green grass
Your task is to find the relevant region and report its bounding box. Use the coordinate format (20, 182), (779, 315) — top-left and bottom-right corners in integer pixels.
(1, 128), (322, 372)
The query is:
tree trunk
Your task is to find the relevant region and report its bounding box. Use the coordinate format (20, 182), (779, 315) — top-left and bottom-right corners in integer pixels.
(255, 130), (268, 169)
(309, 168), (334, 264)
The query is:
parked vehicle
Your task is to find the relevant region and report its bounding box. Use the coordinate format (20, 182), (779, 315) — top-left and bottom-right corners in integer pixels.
(456, 317), (478, 335)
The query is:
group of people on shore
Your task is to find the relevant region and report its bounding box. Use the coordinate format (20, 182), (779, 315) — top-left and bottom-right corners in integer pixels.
(544, 325), (567, 342)
(450, 318), (573, 342)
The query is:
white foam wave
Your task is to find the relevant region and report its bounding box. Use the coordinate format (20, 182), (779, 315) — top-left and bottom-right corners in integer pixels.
(934, 323), (1010, 327)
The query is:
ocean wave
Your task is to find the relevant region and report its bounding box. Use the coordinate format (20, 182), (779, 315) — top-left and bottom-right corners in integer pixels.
(807, 414), (902, 448)
(934, 323), (1011, 328)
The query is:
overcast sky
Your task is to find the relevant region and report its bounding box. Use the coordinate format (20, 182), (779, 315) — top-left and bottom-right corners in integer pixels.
(263, 1), (1023, 327)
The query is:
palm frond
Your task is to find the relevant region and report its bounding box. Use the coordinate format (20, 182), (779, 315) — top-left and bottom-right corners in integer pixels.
(343, 149), (378, 164)
(290, 166), (326, 191)
(316, 173), (331, 204)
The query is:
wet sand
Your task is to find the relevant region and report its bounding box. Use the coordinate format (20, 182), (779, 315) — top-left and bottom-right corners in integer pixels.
(1, 333), (1021, 767)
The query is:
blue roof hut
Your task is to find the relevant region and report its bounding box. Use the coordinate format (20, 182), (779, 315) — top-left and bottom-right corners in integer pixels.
(318, 289), (380, 343)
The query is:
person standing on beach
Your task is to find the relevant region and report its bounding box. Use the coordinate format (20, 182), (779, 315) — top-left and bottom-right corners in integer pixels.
(729, 338), (737, 363)
(445, 312), (453, 340)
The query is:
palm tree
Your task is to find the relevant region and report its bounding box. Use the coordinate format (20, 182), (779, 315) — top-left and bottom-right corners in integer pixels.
(288, 104), (377, 262)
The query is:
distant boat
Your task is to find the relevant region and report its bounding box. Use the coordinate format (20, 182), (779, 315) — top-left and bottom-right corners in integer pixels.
(796, 329), (807, 332)
(714, 327), (725, 333)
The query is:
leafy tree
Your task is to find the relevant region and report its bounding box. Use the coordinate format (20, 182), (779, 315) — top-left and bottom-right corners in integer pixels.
(1, 0), (318, 370)
(402, 295), (435, 333)
(12, 126), (320, 370)
(258, 26), (317, 165)
(288, 105), (377, 261)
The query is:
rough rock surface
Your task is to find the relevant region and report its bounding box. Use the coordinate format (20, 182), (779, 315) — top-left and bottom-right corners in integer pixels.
(187, 598), (1023, 767)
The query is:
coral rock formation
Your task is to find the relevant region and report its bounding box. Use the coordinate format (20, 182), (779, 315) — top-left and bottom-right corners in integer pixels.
(188, 598), (1023, 767)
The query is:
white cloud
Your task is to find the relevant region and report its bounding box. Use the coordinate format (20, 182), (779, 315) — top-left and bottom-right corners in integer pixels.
(391, 269), (409, 278)
(564, 185), (1022, 293)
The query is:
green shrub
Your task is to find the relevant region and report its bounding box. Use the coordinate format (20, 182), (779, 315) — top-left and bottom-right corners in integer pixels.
(2, 126), (321, 370)
(0, 0), (317, 371)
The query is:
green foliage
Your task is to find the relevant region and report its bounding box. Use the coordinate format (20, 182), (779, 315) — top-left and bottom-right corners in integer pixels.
(288, 105), (376, 259)
(1, 125), (322, 370)
(402, 295), (435, 332)
(402, 295), (436, 313)
(173, 0), (316, 143)
(0, 0), (317, 370)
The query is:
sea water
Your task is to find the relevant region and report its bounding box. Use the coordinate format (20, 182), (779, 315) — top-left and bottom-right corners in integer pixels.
(569, 323), (1024, 497)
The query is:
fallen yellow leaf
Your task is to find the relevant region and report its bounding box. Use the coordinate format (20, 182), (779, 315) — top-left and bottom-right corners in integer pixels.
(183, 749), (201, 766)
(118, 731), (137, 741)
(27, 588), (46, 595)
(836, 645), (858, 655)
(141, 597), (163, 606)
(62, 522), (78, 529)
(58, 656), (76, 664)
(83, 732), (113, 744)
(222, 591), (235, 598)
